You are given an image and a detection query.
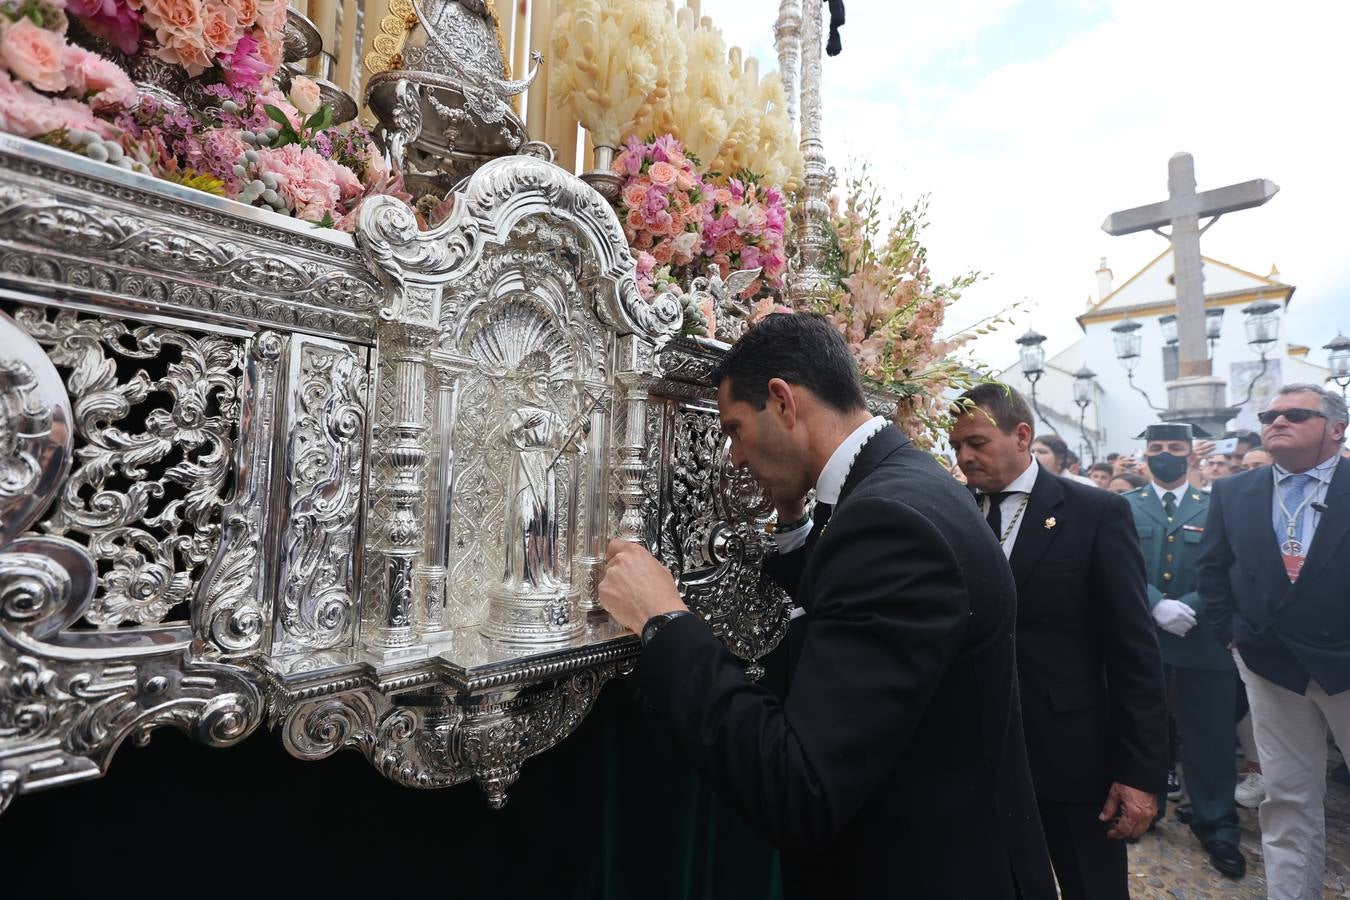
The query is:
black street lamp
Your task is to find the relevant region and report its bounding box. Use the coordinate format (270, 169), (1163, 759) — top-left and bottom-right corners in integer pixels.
(1110, 318), (1164, 411)
(1016, 328), (1058, 436)
(1072, 365), (1098, 463)
(1205, 308), (1225, 358)
(1325, 332), (1350, 401)
(1237, 298), (1281, 407)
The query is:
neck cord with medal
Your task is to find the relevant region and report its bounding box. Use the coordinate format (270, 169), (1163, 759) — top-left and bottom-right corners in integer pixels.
(994, 491), (1033, 546)
(815, 420), (887, 533)
(1274, 465), (1328, 556)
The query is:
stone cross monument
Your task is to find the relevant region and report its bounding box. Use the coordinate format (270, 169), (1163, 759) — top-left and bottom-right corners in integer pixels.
(1102, 153), (1278, 433)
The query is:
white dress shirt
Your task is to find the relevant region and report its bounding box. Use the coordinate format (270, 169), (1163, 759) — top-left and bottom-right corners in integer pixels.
(1150, 480), (1188, 512)
(982, 458), (1039, 559)
(772, 416), (889, 554)
(1270, 451), (1339, 556)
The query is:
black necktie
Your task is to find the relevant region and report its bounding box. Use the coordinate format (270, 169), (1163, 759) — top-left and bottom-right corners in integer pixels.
(805, 502), (833, 554)
(1163, 492), (1176, 519)
(984, 492), (1009, 539)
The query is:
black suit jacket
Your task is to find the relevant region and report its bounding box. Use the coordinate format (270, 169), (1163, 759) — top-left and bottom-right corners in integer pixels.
(1197, 457), (1350, 695)
(1007, 467), (1168, 803)
(638, 426), (1057, 899)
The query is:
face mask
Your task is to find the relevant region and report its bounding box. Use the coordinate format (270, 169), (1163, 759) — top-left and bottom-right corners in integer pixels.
(1146, 452), (1188, 484)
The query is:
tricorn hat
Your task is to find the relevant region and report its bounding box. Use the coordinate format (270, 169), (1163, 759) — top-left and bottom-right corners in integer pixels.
(1135, 422), (1210, 441)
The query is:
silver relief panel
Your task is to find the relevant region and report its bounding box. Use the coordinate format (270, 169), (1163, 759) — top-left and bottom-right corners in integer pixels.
(272, 338), (370, 655)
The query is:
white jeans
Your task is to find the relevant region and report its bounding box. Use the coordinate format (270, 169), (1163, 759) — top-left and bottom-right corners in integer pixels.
(1234, 649), (1350, 900)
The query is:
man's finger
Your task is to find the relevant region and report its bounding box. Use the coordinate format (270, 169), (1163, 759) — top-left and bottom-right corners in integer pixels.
(606, 538), (632, 560)
(1098, 793), (1120, 822)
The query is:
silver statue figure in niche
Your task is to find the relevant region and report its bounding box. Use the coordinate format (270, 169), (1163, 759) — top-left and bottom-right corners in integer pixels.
(500, 352), (576, 599)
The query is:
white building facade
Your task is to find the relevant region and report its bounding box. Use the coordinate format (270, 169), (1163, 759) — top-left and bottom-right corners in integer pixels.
(998, 252), (1329, 463)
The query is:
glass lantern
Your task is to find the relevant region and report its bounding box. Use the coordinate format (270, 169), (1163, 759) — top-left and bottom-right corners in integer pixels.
(1243, 300), (1281, 355)
(1016, 328), (1046, 379)
(1158, 314), (1178, 345)
(1111, 319), (1143, 371)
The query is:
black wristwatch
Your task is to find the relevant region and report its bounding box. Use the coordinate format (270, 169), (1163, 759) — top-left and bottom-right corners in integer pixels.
(640, 610), (695, 647)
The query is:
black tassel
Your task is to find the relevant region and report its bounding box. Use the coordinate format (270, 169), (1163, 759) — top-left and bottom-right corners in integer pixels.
(826, 0), (845, 56)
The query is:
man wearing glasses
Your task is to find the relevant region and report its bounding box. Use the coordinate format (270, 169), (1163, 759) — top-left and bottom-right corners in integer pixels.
(1198, 384), (1350, 898)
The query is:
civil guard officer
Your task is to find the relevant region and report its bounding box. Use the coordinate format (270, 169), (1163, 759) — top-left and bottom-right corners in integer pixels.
(1123, 422), (1246, 878)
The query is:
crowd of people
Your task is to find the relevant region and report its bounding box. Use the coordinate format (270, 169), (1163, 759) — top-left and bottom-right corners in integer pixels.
(595, 313), (1350, 900)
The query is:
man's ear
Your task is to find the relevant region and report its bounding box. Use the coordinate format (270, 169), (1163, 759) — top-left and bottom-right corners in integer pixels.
(1014, 421), (1033, 452)
(765, 378), (798, 427)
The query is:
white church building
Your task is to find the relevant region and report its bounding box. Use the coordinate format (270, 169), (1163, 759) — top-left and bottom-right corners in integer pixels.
(998, 251), (1329, 463)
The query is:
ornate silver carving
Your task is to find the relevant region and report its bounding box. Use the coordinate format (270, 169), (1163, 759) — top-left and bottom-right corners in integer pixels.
(275, 341), (369, 654)
(774, 0), (802, 127)
(195, 332), (283, 656)
(0, 136), (381, 343)
(0, 131), (799, 816)
(10, 304), (241, 627)
(686, 266), (763, 344)
(0, 310), (71, 545)
(790, 1), (834, 304)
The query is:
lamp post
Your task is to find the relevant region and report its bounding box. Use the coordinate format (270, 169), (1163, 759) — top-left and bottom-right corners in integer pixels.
(1072, 365), (1097, 464)
(1325, 332), (1350, 401)
(1205, 308), (1224, 358)
(1016, 328), (1058, 436)
(1110, 318), (1165, 411)
(1237, 298), (1281, 407)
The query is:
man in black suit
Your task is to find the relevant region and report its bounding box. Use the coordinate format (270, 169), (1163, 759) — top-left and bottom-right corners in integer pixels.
(1198, 383), (1350, 899)
(598, 313), (1056, 899)
(948, 383), (1168, 900)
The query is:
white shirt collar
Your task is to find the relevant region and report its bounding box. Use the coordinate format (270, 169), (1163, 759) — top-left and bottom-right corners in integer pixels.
(1151, 480), (1187, 504)
(1002, 457), (1039, 494)
(815, 416), (889, 504)
(1273, 451), (1340, 484)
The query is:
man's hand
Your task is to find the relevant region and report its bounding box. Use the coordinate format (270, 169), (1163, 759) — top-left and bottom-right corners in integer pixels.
(1152, 598), (1197, 636)
(1099, 782), (1157, 840)
(598, 539), (688, 635)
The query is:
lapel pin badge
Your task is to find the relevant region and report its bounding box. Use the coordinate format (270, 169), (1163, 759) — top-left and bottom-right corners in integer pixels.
(1044, 517), (1057, 530)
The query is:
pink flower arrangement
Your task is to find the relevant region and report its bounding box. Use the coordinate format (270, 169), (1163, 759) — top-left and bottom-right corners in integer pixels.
(700, 174), (788, 299)
(815, 170), (991, 449)
(0, 3), (132, 136)
(65, 0), (285, 88)
(612, 133), (712, 299)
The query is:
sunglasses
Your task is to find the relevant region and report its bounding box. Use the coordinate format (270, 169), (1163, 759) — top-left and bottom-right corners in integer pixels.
(1257, 408), (1327, 426)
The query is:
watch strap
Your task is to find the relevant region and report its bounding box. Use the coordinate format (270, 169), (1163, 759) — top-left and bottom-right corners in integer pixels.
(640, 610), (695, 647)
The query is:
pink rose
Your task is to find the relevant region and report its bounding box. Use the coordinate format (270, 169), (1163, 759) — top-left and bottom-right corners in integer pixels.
(220, 0), (257, 27)
(254, 88), (302, 128)
(61, 44), (136, 105)
(1, 19), (68, 94)
(647, 161), (677, 187)
(255, 0), (286, 31)
(621, 183), (646, 208)
(361, 145), (391, 190)
(256, 29), (282, 72)
(287, 74), (321, 115)
(200, 2), (241, 56)
(253, 143), (341, 222)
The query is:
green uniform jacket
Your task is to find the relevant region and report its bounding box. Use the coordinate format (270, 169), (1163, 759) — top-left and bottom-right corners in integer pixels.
(1124, 485), (1234, 671)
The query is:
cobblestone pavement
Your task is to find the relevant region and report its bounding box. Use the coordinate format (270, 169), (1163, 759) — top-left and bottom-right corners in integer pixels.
(1127, 753), (1350, 899)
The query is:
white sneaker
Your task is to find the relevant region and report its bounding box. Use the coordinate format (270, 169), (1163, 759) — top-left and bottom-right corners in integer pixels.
(1235, 771), (1265, 809)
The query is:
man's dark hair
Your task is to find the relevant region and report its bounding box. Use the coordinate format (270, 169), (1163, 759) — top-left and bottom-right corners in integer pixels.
(712, 312), (867, 412)
(1089, 462), (1114, 477)
(1106, 452), (1121, 463)
(956, 382), (1034, 433)
(1034, 433), (1071, 470)
(1112, 471), (1147, 489)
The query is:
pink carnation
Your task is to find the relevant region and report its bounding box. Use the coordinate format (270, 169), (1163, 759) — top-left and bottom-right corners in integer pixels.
(253, 143), (341, 222)
(0, 70), (106, 137)
(61, 44), (136, 106)
(332, 160), (363, 203)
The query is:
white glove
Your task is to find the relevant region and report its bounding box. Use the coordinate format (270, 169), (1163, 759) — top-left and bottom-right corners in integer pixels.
(1153, 599), (1197, 637)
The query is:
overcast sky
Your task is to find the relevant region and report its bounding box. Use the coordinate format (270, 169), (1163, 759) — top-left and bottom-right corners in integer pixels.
(700, 0), (1349, 372)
